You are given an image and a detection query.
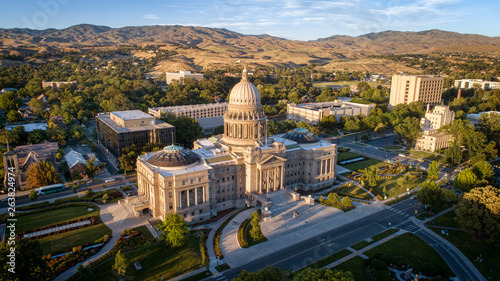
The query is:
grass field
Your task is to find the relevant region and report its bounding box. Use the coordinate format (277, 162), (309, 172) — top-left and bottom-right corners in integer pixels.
(132, 225), (155, 240)
(364, 233), (454, 277)
(18, 206), (100, 233)
(333, 256), (368, 281)
(431, 213), (500, 280)
(334, 183), (372, 200)
(81, 235), (202, 281)
(341, 159), (385, 172)
(39, 224), (111, 255)
(370, 176), (426, 199)
(407, 150), (443, 162)
(337, 151), (363, 162)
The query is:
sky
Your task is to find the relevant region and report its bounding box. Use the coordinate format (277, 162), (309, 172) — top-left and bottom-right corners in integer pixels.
(1, 0), (499, 41)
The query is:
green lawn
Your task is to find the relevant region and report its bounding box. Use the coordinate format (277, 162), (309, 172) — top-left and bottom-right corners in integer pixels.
(364, 233), (454, 277)
(332, 256), (368, 281)
(18, 206), (100, 233)
(407, 150), (443, 162)
(337, 151), (362, 162)
(180, 270), (213, 281)
(132, 225), (155, 240)
(429, 209), (460, 228)
(370, 176), (426, 199)
(429, 228), (500, 280)
(385, 145), (403, 150)
(81, 235), (202, 281)
(341, 159), (385, 172)
(350, 229), (399, 251)
(39, 224), (112, 255)
(334, 183), (372, 200)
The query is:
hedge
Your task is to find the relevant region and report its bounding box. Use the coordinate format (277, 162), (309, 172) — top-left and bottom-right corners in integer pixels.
(237, 218), (251, 248)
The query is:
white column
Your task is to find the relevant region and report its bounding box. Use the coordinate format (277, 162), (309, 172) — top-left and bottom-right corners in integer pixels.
(187, 190), (190, 207)
(195, 188), (198, 205)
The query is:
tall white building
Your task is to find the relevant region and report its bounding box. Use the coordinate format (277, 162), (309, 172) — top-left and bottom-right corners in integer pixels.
(389, 75), (443, 108)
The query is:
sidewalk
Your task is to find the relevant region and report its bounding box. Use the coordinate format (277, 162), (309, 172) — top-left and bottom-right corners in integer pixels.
(323, 229), (405, 268)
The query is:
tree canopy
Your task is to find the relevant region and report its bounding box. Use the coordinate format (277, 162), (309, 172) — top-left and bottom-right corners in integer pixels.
(454, 185), (500, 241)
(27, 160), (59, 188)
(159, 213), (189, 247)
(454, 169), (478, 192)
(417, 181), (443, 213)
(160, 113), (203, 149)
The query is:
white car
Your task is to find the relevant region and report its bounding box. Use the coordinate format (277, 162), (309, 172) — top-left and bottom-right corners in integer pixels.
(409, 195), (416, 200)
(105, 178), (116, 183)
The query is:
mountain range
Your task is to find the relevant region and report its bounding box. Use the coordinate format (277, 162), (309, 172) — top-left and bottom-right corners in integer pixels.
(1, 24), (500, 73)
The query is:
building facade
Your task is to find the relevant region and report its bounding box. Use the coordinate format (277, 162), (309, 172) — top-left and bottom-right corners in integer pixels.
(389, 75), (443, 108)
(166, 71), (204, 84)
(96, 110), (174, 158)
(466, 111), (500, 127)
(149, 103), (228, 119)
(42, 81), (78, 90)
(415, 105), (454, 152)
(2, 140), (59, 189)
(454, 79), (500, 90)
(287, 100), (376, 125)
(135, 69), (337, 223)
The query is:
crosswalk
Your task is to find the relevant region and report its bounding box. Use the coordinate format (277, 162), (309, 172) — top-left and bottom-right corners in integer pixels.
(400, 224), (420, 232)
(386, 206), (412, 218)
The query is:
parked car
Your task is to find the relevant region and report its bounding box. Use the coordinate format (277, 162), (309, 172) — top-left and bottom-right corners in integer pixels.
(409, 195), (416, 200)
(105, 178), (115, 183)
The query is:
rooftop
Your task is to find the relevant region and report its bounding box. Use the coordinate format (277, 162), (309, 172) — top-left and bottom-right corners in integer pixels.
(111, 110), (153, 121)
(97, 112), (173, 133)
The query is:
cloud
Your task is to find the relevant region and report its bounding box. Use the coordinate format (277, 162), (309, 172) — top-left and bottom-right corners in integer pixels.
(144, 14), (159, 20)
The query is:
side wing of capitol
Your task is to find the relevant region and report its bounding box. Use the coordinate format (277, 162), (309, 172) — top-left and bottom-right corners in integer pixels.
(134, 69), (337, 223)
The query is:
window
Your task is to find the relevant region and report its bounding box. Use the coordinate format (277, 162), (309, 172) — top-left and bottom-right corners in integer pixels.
(169, 202), (173, 210)
(182, 180), (185, 186)
(169, 192), (172, 198)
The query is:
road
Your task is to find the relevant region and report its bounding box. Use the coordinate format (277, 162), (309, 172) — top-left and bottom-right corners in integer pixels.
(0, 175), (136, 208)
(211, 199), (431, 280)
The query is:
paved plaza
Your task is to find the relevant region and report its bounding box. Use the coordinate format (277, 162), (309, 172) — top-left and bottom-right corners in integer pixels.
(220, 189), (386, 268)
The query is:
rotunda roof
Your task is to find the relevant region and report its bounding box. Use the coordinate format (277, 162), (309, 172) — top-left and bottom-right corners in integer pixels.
(147, 145), (199, 168)
(282, 128), (321, 144)
(228, 68), (261, 106)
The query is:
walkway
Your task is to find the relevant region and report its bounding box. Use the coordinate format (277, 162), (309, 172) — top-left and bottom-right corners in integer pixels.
(53, 201), (150, 281)
(323, 229), (405, 268)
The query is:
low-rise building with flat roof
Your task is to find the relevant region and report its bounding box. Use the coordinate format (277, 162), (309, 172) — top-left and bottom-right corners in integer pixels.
(149, 103), (228, 119)
(454, 79), (500, 90)
(287, 100), (376, 125)
(96, 110), (175, 158)
(466, 111), (500, 126)
(166, 71), (204, 84)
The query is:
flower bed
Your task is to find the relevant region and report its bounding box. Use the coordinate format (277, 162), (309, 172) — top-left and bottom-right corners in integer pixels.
(213, 207), (250, 259)
(19, 216), (98, 239)
(237, 218), (251, 248)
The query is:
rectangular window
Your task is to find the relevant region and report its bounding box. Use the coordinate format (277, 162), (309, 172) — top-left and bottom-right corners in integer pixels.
(169, 192), (172, 198)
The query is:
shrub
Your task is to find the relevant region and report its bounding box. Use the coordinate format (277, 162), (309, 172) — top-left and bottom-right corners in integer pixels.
(238, 218), (250, 248)
(380, 254), (396, 265)
(370, 258), (386, 270)
(341, 197), (353, 207)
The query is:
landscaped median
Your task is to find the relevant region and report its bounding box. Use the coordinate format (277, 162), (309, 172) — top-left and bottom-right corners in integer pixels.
(237, 210), (267, 248)
(213, 207), (251, 259)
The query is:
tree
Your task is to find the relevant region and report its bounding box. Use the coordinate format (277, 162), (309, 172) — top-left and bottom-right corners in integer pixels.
(327, 192), (340, 204)
(427, 160), (439, 180)
(454, 169), (478, 192)
(0, 90), (21, 112)
(443, 141), (462, 165)
(364, 165), (379, 187)
(478, 112), (500, 148)
(472, 160), (494, 181)
(112, 250), (128, 280)
(417, 181), (443, 213)
(319, 115), (337, 130)
(292, 267), (354, 281)
(159, 213), (189, 247)
(84, 156), (105, 182)
(29, 189), (39, 201)
(394, 117), (421, 147)
(341, 196), (353, 207)
(0, 239), (47, 281)
(71, 168), (82, 181)
(160, 113), (203, 149)
(374, 122), (386, 134)
(7, 110), (22, 123)
(250, 210), (264, 241)
(234, 266), (290, 281)
(397, 173), (411, 189)
(28, 98), (45, 117)
(454, 185), (500, 240)
(118, 153), (135, 176)
(27, 160), (59, 188)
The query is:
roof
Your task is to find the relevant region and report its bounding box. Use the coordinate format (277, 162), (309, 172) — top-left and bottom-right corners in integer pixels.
(5, 123), (48, 132)
(282, 128), (321, 144)
(111, 110), (153, 120)
(97, 113), (173, 133)
(196, 116), (224, 129)
(147, 145), (200, 168)
(13, 140), (58, 172)
(228, 69), (261, 106)
(65, 150), (87, 169)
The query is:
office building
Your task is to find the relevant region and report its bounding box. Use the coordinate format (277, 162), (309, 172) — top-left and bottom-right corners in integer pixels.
(415, 105), (454, 152)
(166, 71), (204, 84)
(389, 75), (443, 108)
(96, 110), (174, 158)
(454, 79), (500, 90)
(287, 100), (376, 125)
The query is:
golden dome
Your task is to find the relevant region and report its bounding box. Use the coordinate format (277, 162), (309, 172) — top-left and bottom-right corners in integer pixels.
(228, 68), (261, 106)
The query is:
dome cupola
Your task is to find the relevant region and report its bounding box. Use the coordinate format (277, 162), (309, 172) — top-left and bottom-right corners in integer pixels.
(147, 145), (199, 168)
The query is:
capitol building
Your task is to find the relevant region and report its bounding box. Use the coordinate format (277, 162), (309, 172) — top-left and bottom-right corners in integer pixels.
(135, 69), (338, 223)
